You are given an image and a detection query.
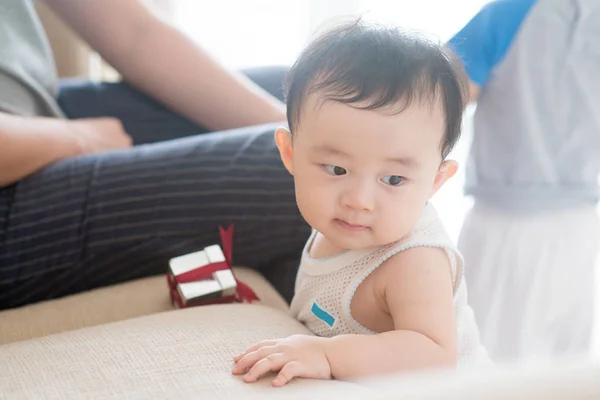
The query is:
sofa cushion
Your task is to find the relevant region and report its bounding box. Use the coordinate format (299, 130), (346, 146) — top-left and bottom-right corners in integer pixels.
(0, 267), (288, 345)
(0, 303), (371, 399)
(1, 301), (599, 399)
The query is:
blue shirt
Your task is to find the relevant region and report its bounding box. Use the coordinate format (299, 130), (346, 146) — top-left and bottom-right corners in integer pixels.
(449, 0), (536, 86)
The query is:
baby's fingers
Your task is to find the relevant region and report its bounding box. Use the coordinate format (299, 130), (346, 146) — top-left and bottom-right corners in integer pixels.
(242, 353), (288, 383)
(272, 361), (307, 387)
(233, 340), (277, 362)
(232, 345), (279, 375)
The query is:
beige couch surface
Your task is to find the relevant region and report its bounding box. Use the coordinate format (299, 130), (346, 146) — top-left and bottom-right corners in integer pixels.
(1, 301), (599, 399)
(0, 267), (287, 345)
(0, 303), (372, 399)
(2, 266), (600, 399)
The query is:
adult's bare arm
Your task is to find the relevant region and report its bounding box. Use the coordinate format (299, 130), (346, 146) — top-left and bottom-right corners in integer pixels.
(0, 112), (131, 187)
(44, 0), (287, 132)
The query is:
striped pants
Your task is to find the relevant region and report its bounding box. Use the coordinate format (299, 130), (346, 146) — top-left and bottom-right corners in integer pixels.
(0, 67), (311, 310)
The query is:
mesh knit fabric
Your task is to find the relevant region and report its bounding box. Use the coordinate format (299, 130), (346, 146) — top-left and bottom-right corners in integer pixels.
(290, 204), (491, 368)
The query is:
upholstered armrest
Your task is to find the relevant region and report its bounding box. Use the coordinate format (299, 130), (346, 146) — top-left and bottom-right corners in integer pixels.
(0, 267), (287, 345)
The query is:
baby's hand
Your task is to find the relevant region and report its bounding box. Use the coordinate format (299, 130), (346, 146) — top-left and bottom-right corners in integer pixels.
(232, 334), (332, 387)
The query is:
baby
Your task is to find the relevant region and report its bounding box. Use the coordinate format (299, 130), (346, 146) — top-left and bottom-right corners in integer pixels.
(232, 19), (489, 386)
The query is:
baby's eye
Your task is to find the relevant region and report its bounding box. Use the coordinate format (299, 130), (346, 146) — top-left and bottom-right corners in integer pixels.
(381, 175), (405, 186)
(324, 164), (347, 176)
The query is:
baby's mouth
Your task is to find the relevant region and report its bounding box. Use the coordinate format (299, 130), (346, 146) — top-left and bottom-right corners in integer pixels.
(334, 219), (370, 232)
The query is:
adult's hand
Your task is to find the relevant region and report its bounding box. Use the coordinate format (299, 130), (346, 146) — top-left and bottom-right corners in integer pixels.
(68, 117), (132, 155)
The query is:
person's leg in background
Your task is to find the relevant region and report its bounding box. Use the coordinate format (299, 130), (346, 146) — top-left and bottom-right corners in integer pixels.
(56, 66), (289, 144)
(0, 123), (311, 310)
(459, 202), (600, 363)
(0, 66), (310, 310)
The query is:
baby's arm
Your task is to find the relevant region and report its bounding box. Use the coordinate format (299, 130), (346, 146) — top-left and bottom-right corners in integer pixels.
(326, 246), (458, 379)
(232, 246), (457, 385)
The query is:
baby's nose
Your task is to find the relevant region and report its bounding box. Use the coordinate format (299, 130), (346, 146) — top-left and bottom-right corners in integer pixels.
(340, 183), (374, 212)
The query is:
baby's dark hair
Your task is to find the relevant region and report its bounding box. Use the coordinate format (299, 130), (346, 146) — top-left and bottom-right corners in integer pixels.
(284, 19), (468, 158)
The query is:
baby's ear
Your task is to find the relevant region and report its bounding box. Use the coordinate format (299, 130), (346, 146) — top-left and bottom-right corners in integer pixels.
(430, 160), (458, 197)
(274, 127), (294, 175)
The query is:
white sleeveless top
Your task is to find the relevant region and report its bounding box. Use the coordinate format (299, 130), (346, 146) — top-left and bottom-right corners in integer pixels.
(290, 204), (490, 368)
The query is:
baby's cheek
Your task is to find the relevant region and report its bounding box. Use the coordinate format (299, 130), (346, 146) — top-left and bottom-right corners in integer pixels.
(296, 181), (328, 224)
(378, 216), (411, 243)
(377, 201), (419, 241)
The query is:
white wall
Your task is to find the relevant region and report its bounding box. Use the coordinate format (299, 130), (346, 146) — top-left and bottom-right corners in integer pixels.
(172, 0), (491, 69)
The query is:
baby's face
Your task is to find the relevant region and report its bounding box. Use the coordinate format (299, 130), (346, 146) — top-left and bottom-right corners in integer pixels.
(280, 94), (456, 250)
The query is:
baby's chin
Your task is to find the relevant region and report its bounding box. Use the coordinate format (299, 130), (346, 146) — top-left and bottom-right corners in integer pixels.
(320, 224), (402, 251)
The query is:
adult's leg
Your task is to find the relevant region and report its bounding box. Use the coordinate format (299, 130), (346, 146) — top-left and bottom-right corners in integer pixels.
(52, 65), (300, 302)
(0, 123), (311, 310)
(459, 202), (599, 363)
(242, 66), (288, 103)
(56, 66), (289, 145)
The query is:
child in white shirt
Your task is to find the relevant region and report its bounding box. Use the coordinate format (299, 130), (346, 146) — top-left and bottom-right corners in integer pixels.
(232, 19), (489, 386)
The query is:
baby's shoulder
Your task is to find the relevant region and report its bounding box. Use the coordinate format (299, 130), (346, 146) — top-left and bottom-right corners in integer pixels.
(373, 244), (453, 283)
(370, 204), (461, 291)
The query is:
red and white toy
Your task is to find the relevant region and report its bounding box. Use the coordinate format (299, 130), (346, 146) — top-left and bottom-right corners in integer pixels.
(166, 225), (259, 308)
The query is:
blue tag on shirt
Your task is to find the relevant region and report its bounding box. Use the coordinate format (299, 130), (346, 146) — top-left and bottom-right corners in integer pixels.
(311, 302), (335, 327)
